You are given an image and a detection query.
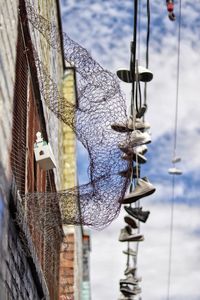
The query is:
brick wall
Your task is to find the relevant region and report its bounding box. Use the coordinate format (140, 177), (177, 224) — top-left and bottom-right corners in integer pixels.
(27, 0), (64, 189)
(0, 0), (64, 299)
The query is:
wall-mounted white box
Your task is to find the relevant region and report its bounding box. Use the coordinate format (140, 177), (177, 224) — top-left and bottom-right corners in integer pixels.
(34, 132), (56, 171)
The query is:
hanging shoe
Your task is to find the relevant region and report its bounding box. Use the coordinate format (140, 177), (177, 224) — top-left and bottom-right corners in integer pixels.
(120, 285), (142, 296)
(121, 144), (148, 161)
(111, 116), (150, 133)
(111, 117), (133, 133)
(118, 226), (144, 242)
(119, 131), (151, 150)
(120, 275), (139, 286)
(171, 157), (181, 163)
(119, 178), (156, 204)
(123, 248), (137, 256)
(168, 11), (176, 21)
(129, 131), (151, 147)
(124, 206), (150, 223)
(116, 66), (153, 83)
(136, 66), (153, 82)
(135, 118), (150, 131)
(118, 297), (134, 300)
(118, 298), (134, 300)
(124, 215), (138, 229)
(120, 274), (142, 285)
(135, 144), (148, 155)
(168, 167), (182, 175)
(120, 145), (148, 164)
(124, 266), (136, 276)
(116, 68), (132, 83)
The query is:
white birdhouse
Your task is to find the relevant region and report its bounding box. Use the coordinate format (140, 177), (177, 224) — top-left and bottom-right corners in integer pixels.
(34, 132), (56, 171)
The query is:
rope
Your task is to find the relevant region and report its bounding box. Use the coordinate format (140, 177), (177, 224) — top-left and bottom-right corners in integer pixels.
(167, 1), (182, 299)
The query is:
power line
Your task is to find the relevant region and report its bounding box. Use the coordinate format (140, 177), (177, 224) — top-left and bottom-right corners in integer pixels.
(173, 0), (182, 159)
(130, 0), (138, 115)
(167, 175), (175, 300)
(144, 0), (150, 106)
(167, 1), (182, 299)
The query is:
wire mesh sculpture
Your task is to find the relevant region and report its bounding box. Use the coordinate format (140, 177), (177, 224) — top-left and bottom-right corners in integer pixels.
(17, 3), (132, 230)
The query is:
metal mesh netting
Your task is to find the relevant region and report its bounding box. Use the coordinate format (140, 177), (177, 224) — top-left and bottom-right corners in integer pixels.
(21, 3), (132, 229)
(9, 15), (63, 298)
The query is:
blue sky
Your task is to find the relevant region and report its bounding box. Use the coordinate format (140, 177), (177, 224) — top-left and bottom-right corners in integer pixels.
(61, 1), (200, 299)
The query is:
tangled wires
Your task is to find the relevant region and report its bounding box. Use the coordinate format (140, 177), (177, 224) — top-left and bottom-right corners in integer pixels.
(23, 3), (131, 229)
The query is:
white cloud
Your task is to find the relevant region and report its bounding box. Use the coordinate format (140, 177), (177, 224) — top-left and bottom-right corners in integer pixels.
(90, 203), (200, 300)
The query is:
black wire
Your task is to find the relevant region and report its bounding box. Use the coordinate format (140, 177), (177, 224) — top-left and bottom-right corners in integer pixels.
(130, 0), (138, 115)
(127, 241), (130, 267)
(135, 68), (142, 113)
(137, 0), (142, 114)
(135, 63), (139, 112)
(146, 0), (150, 69)
(137, 0), (141, 62)
(138, 80), (142, 108)
(144, 0), (150, 106)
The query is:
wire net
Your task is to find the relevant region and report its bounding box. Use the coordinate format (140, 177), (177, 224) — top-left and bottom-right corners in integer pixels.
(9, 15), (62, 299)
(19, 2), (132, 230)
(8, 2), (133, 299)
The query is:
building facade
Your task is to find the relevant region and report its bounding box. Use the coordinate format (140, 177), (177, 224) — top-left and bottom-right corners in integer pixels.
(0, 0), (93, 299)
(58, 67), (91, 300)
(0, 0), (65, 299)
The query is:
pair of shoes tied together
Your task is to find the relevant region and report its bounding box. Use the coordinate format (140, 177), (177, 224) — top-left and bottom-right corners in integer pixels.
(116, 66), (153, 83)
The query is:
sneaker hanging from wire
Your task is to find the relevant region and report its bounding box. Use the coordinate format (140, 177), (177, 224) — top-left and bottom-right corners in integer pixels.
(171, 156), (181, 163)
(120, 145), (148, 164)
(120, 275), (139, 286)
(116, 66), (153, 83)
(168, 167), (182, 175)
(124, 215), (138, 228)
(118, 226), (144, 242)
(119, 177), (156, 204)
(120, 285), (142, 296)
(124, 206), (150, 223)
(111, 116), (150, 133)
(118, 131), (151, 150)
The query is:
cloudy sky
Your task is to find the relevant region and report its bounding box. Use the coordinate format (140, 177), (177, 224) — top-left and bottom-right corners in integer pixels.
(61, 1), (200, 299)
